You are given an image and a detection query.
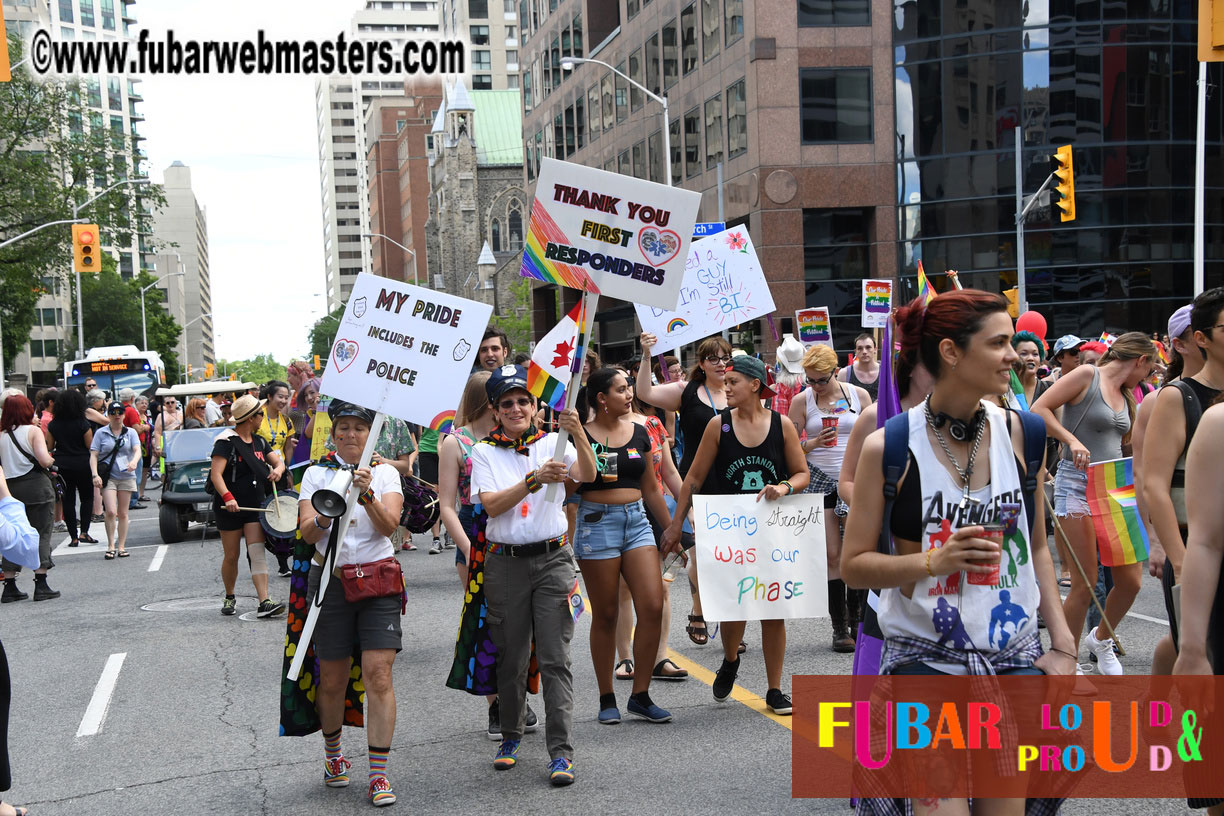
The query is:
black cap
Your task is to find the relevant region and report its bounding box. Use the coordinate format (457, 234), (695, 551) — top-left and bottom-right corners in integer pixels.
(106, 400), (125, 414)
(326, 399), (376, 426)
(486, 364), (531, 403)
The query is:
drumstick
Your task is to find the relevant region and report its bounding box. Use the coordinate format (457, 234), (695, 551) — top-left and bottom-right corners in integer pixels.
(236, 507), (276, 513)
(271, 480), (283, 524)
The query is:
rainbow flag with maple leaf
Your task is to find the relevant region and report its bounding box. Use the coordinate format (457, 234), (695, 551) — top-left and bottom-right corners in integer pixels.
(527, 297), (588, 410)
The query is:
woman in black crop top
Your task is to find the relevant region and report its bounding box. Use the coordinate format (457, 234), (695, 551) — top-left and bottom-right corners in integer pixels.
(663, 355), (809, 715)
(573, 368), (675, 724)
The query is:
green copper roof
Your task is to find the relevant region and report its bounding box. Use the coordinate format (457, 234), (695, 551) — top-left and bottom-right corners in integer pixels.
(471, 90), (523, 167)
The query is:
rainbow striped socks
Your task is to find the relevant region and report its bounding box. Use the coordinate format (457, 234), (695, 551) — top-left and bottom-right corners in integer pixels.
(368, 745), (390, 784)
(323, 729), (342, 761)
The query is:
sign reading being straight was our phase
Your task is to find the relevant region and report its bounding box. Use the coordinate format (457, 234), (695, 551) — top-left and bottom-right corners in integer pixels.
(520, 157), (701, 310)
(320, 272), (492, 431)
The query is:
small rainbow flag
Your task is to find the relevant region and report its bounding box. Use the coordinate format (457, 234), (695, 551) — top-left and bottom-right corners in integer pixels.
(1086, 458), (1150, 566)
(527, 296), (589, 411)
(917, 260), (936, 305)
(1099, 332), (1117, 347)
(1008, 369), (1029, 411)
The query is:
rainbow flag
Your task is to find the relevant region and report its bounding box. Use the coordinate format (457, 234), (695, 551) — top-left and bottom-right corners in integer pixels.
(527, 296), (590, 411)
(1008, 369), (1029, 411)
(916, 260), (936, 305)
(1099, 332), (1117, 347)
(1086, 458), (1150, 566)
(519, 196), (599, 291)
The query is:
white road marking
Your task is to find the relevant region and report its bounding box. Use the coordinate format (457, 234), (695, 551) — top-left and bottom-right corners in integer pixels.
(77, 653), (126, 738)
(147, 545), (168, 572)
(1126, 610), (1168, 626)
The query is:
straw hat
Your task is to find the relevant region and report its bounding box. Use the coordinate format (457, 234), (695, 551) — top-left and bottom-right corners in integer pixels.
(230, 394), (266, 424)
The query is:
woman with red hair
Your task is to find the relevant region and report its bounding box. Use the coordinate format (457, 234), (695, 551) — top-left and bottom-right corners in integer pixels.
(0, 394), (59, 603)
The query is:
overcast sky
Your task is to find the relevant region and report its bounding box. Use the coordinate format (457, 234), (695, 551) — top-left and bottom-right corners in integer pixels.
(136, 0), (358, 363)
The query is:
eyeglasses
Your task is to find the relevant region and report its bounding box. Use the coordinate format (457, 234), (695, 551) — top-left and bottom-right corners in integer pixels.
(704, 355), (732, 365)
(498, 397), (533, 410)
(806, 374), (835, 387)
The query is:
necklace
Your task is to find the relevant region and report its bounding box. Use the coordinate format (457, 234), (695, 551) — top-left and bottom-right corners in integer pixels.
(924, 396), (986, 509)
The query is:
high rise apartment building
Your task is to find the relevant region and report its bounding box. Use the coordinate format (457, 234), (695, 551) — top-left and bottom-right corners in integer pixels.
(439, 0), (522, 91)
(316, 1), (440, 312)
(151, 162), (213, 371)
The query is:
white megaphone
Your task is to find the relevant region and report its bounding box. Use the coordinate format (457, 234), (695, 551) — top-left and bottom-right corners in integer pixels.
(312, 467), (354, 519)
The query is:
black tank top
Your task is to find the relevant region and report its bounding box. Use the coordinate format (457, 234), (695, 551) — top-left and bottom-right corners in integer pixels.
(848, 365), (880, 401)
(578, 423), (651, 494)
(702, 409), (787, 495)
(677, 379), (717, 477)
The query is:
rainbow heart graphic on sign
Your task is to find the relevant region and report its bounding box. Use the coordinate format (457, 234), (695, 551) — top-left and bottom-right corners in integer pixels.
(430, 410), (456, 435)
(864, 283), (891, 314)
(667, 317), (688, 333)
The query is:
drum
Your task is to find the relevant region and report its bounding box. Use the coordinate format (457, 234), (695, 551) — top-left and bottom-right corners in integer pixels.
(400, 476), (440, 534)
(259, 490), (300, 547)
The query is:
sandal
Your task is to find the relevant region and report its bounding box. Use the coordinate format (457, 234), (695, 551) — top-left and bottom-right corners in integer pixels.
(686, 614), (709, 645)
(104, 550), (116, 560)
(117, 550), (130, 558)
(80, 534), (99, 544)
(614, 659), (634, 680)
(1058, 577), (1072, 588)
(652, 658), (689, 681)
(69, 539), (80, 548)
(738, 641), (748, 655)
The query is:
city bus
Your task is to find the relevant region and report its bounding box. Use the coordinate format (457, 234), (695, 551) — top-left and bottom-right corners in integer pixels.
(63, 345), (166, 399)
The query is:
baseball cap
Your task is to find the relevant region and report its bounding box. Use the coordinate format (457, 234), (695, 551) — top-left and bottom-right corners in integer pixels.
(727, 355), (776, 399)
(1168, 304), (1193, 340)
(486, 364), (531, 403)
(106, 400), (124, 415)
(1051, 335), (1084, 359)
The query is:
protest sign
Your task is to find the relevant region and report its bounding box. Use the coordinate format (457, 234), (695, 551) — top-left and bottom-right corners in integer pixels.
(693, 493), (828, 622)
(320, 272), (492, 429)
(634, 228), (777, 355)
(520, 157), (701, 310)
(796, 307), (833, 347)
(861, 279), (893, 328)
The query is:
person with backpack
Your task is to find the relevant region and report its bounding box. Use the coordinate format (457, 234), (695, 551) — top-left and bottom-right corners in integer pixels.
(210, 394), (287, 619)
(1143, 290), (1224, 673)
(841, 290), (1075, 685)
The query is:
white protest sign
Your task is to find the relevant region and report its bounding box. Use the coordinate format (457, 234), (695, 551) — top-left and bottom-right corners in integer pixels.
(693, 493), (828, 622)
(519, 157), (701, 310)
(320, 272), (493, 430)
(633, 228), (777, 355)
(861, 279), (893, 328)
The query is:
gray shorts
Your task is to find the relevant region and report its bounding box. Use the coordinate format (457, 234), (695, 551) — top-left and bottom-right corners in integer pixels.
(307, 565), (403, 660)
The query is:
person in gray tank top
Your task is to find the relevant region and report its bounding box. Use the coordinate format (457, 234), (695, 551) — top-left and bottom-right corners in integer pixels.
(1032, 332), (1157, 675)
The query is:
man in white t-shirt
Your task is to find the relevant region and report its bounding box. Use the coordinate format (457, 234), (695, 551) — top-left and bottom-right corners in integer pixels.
(469, 364), (596, 787)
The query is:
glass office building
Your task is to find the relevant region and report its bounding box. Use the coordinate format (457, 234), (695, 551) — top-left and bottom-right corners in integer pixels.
(894, 0), (1224, 336)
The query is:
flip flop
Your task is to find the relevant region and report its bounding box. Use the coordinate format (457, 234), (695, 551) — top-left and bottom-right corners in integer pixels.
(117, 550), (130, 558)
(614, 659), (634, 680)
(104, 550), (116, 560)
(1058, 577), (1072, 588)
(651, 659), (689, 681)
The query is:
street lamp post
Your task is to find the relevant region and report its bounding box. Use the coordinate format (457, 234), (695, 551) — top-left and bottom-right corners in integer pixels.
(141, 261), (184, 350)
(71, 178), (153, 357)
(362, 233), (417, 285)
(561, 57), (672, 188)
(181, 312), (212, 383)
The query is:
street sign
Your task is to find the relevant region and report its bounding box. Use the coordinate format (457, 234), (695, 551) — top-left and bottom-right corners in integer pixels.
(692, 222), (726, 238)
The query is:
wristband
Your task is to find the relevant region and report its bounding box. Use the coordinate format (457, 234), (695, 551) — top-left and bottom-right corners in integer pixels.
(357, 488), (376, 506)
(779, 480), (793, 495)
(313, 515), (330, 530)
(924, 549), (935, 578)
(524, 469), (543, 494)
(222, 491), (235, 503)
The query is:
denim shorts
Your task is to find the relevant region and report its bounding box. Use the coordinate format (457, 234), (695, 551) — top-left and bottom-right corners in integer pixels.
(1053, 465), (1090, 518)
(574, 499), (655, 561)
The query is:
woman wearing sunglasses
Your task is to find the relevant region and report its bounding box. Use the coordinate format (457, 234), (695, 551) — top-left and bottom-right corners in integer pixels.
(637, 332), (733, 646)
(788, 344), (873, 653)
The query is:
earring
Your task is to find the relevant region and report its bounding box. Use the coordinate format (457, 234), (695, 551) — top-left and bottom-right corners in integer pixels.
(602, 402), (609, 414)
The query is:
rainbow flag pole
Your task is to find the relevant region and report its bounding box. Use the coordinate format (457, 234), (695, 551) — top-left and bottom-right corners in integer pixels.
(543, 288), (597, 502)
(1086, 457), (1150, 567)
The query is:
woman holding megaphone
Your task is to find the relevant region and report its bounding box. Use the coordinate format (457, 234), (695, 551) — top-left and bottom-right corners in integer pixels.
(298, 400), (405, 808)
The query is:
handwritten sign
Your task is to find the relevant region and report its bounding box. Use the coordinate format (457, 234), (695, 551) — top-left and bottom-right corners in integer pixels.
(634, 228), (777, 355)
(520, 157), (701, 310)
(861, 279), (893, 328)
(796, 307), (833, 347)
(320, 272), (492, 428)
(692, 493), (828, 621)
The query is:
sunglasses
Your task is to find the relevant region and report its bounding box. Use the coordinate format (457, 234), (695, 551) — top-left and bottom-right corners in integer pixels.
(806, 373), (835, 387)
(704, 355), (732, 365)
(497, 397), (533, 410)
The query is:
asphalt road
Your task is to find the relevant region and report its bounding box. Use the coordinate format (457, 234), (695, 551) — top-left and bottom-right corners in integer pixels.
(0, 488), (1200, 815)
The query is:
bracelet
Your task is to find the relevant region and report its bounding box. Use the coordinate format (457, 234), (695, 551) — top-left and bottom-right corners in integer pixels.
(357, 488), (376, 506)
(779, 480), (794, 495)
(1050, 648), (1077, 659)
(313, 515), (330, 530)
(524, 469), (543, 494)
(924, 549), (935, 577)
(222, 491), (234, 503)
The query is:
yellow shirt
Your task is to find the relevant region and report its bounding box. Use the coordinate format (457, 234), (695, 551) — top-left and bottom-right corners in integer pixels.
(256, 411), (294, 457)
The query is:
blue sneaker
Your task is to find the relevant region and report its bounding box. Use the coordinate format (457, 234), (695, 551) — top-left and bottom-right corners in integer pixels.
(548, 757), (575, 786)
(627, 696), (672, 723)
(493, 738), (520, 770)
(597, 705), (621, 725)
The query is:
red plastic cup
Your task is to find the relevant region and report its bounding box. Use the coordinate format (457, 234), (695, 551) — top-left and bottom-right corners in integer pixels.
(968, 523), (1004, 586)
(821, 415), (839, 446)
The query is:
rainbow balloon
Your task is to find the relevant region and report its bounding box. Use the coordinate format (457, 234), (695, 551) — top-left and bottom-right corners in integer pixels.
(667, 317), (688, 333)
(430, 410), (456, 435)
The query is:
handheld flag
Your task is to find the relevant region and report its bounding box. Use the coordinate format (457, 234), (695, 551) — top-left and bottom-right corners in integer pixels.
(916, 260), (936, 305)
(527, 298), (587, 410)
(1008, 369), (1029, 411)
(1087, 458), (1150, 566)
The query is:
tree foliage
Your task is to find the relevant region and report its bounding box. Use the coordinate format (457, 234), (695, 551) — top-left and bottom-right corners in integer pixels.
(495, 276), (533, 358)
(307, 305), (345, 362)
(78, 255), (180, 374)
(0, 35), (165, 364)
(216, 354), (286, 386)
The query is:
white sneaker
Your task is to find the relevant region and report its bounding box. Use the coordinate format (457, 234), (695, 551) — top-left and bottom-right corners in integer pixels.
(1085, 628), (1123, 675)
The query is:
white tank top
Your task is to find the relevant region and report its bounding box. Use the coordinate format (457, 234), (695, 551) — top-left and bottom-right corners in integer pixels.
(803, 384), (862, 480)
(877, 401), (1040, 674)
(0, 425), (40, 478)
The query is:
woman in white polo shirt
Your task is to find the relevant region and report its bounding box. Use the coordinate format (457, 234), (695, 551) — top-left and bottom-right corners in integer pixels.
(298, 400), (405, 808)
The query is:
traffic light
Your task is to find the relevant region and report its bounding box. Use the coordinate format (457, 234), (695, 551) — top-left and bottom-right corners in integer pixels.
(72, 224), (99, 273)
(1004, 287), (1019, 319)
(313, 354), (321, 371)
(205, 363), (214, 378)
(1052, 145), (1075, 222)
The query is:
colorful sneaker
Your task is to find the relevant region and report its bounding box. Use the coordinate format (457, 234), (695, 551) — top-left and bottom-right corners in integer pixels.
(323, 755), (351, 787)
(1085, 627), (1124, 675)
(257, 599), (286, 618)
(369, 776), (396, 807)
(766, 688), (793, 715)
(493, 738), (520, 770)
(548, 757), (575, 786)
(221, 597), (236, 616)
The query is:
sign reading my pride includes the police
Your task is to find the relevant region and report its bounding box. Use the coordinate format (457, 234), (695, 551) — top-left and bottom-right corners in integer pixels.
(320, 272), (492, 431)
